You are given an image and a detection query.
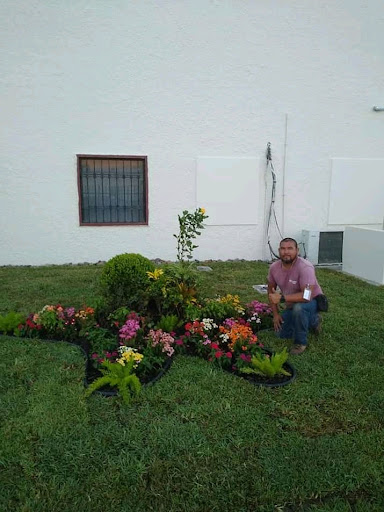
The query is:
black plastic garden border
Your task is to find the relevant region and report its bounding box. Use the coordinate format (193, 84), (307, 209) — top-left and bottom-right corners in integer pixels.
(1, 329), (296, 392)
(0, 335), (173, 397)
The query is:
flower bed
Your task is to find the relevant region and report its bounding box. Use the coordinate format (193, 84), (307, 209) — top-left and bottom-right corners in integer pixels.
(0, 294), (293, 402)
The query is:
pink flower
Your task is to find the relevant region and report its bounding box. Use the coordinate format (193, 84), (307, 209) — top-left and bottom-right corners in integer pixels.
(225, 352), (232, 358)
(91, 353), (98, 359)
(175, 339), (184, 346)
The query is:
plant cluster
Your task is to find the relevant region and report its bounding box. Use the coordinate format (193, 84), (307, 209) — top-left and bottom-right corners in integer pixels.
(246, 300), (273, 331)
(16, 304), (95, 341)
(4, 209), (284, 404)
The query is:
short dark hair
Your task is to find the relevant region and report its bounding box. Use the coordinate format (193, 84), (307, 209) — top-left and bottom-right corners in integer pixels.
(279, 237), (298, 248)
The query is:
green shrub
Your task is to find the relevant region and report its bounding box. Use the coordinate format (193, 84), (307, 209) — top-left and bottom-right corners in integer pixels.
(100, 253), (155, 310)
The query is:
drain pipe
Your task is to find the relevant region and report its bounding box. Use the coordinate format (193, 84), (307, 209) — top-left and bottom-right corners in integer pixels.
(281, 113), (288, 237)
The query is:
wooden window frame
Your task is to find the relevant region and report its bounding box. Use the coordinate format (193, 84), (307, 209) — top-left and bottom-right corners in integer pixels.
(77, 154), (149, 226)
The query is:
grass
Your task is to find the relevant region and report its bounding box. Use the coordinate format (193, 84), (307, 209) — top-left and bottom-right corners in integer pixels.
(1, 262), (384, 511)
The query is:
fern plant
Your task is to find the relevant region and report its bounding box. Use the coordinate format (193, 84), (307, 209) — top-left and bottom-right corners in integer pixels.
(155, 314), (180, 333)
(85, 358), (141, 404)
(240, 348), (291, 378)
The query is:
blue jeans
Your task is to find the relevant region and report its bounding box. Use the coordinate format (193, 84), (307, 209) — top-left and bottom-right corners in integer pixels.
(277, 299), (319, 346)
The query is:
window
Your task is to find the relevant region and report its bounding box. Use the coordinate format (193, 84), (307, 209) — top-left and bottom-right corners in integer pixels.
(77, 155), (148, 225)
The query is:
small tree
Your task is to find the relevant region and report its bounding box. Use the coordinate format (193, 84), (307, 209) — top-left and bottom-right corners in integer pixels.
(173, 208), (208, 263)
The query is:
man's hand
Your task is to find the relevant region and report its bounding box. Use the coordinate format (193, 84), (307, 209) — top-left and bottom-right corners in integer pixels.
(268, 288), (282, 305)
(273, 313), (283, 331)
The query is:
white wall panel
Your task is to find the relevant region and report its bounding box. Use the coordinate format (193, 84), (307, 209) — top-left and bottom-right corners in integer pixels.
(343, 226), (384, 284)
(328, 159), (384, 225)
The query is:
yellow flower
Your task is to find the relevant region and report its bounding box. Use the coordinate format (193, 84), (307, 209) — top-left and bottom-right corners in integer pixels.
(200, 207), (206, 215)
(147, 269), (164, 280)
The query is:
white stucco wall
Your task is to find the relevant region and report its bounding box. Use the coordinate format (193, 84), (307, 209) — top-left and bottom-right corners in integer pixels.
(1, 0), (384, 265)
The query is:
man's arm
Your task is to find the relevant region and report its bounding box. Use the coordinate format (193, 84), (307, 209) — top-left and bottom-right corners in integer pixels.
(267, 281), (284, 331)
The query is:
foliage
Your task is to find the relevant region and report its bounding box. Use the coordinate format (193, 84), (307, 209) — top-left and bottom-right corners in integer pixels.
(193, 296), (243, 323)
(155, 314), (180, 333)
(173, 207), (208, 262)
(84, 326), (117, 356)
(108, 306), (132, 328)
(85, 353), (142, 404)
(100, 253), (155, 310)
(146, 262), (200, 319)
(0, 311), (26, 336)
(241, 347), (291, 378)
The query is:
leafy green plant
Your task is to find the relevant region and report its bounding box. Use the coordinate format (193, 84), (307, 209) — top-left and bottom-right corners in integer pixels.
(240, 348), (291, 378)
(100, 253), (155, 310)
(108, 306), (132, 328)
(173, 208), (208, 262)
(146, 263), (201, 319)
(0, 311), (26, 335)
(84, 326), (117, 355)
(155, 314), (180, 333)
(200, 300), (239, 323)
(85, 358), (141, 404)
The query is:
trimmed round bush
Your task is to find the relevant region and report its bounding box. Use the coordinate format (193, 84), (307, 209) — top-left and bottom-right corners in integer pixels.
(100, 253), (155, 310)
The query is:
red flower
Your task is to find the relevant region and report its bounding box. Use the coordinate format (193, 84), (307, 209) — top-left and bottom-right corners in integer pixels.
(225, 352), (232, 358)
(215, 351), (223, 359)
(211, 342), (219, 350)
(185, 323), (192, 331)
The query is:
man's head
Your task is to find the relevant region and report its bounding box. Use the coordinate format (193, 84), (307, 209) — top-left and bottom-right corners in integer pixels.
(279, 238), (299, 264)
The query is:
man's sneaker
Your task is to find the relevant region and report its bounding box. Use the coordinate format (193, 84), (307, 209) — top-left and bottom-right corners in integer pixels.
(290, 344), (307, 355)
(312, 315), (323, 336)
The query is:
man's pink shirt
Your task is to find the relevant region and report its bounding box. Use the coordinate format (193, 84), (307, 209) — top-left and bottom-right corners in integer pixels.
(267, 257), (323, 297)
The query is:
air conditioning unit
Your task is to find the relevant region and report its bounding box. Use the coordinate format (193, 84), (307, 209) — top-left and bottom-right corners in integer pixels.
(301, 230), (343, 265)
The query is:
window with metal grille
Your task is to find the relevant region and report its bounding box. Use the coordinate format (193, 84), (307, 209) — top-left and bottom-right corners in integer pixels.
(77, 155), (148, 225)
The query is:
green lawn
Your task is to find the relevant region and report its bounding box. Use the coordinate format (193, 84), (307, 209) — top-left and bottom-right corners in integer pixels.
(1, 262), (384, 512)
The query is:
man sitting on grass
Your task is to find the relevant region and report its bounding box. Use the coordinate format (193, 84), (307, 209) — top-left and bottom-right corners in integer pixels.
(267, 237), (323, 355)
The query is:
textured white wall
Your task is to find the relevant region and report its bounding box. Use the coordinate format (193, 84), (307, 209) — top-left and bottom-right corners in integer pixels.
(1, 0), (384, 265)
